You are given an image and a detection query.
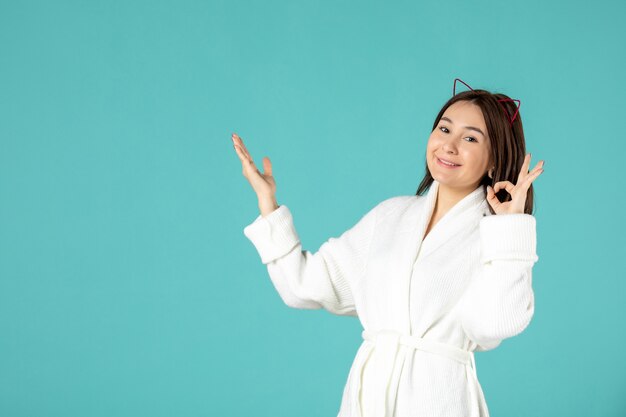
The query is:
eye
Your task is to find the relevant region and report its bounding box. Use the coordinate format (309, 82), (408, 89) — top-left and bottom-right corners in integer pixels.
(439, 126), (478, 143)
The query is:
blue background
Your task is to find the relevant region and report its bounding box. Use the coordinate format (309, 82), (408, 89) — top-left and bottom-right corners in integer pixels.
(1, 0), (624, 416)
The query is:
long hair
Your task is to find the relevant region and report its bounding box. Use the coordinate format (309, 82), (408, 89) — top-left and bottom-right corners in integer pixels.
(415, 88), (535, 215)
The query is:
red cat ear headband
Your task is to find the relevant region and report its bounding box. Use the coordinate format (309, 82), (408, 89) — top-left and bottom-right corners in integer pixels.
(453, 78), (520, 127)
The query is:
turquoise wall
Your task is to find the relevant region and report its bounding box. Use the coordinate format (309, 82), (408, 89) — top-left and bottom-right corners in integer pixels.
(1, 0), (624, 416)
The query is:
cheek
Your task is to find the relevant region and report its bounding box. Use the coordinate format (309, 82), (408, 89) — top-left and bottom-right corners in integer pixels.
(427, 135), (442, 149)
(463, 150), (490, 170)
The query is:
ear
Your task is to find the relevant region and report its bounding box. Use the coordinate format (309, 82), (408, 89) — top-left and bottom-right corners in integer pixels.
(487, 167), (494, 179)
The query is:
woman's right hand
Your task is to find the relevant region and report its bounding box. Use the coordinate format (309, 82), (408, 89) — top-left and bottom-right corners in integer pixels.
(231, 133), (278, 213)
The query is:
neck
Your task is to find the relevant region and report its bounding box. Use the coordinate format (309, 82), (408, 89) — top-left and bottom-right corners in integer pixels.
(434, 181), (479, 216)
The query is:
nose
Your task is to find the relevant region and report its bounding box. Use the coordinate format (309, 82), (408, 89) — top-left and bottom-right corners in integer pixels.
(441, 140), (459, 153)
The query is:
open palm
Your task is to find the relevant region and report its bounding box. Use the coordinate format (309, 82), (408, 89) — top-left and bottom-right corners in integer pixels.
(231, 132), (276, 198)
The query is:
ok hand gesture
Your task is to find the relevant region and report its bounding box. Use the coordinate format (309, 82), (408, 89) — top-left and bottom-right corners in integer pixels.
(486, 153), (545, 215)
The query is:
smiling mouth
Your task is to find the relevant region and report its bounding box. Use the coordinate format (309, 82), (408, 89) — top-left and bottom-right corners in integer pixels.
(436, 157), (462, 167)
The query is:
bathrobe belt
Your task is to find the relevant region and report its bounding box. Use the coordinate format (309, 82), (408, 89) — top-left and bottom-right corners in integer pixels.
(359, 329), (487, 417)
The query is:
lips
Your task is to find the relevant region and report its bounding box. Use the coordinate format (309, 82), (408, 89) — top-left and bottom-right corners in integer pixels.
(436, 156), (462, 167)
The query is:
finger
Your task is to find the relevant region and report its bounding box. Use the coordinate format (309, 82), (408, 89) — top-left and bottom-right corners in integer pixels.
(233, 143), (247, 162)
(493, 180), (515, 194)
(512, 169), (543, 198)
(528, 161), (544, 177)
(521, 162), (544, 185)
(523, 167), (544, 187)
(233, 133), (252, 159)
(534, 159), (545, 171)
(517, 153), (531, 183)
(231, 133), (247, 156)
(234, 144), (254, 167)
(231, 132), (241, 150)
(486, 185), (502, 210)
(262, 157), (272, 176)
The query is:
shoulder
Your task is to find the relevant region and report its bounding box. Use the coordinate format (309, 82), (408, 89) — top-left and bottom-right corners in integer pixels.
(372, 195), (418, 220)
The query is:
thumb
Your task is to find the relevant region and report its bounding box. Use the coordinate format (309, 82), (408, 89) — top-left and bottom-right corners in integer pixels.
(262, 156), (272, 176)
(486, 185), (499, 208)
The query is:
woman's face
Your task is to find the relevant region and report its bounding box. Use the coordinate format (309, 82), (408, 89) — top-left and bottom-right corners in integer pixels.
(426, 100), (492, 190)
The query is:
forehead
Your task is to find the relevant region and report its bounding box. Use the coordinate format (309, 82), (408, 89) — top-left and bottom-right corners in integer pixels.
(442, 101), (487, 130)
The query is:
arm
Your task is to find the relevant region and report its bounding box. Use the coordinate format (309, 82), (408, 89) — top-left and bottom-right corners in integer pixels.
(457, 213), (539, 351)
(243, 201), (382, 316)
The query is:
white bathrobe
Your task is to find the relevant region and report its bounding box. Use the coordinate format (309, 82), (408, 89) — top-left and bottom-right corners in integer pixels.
(243, 179), (538, 417)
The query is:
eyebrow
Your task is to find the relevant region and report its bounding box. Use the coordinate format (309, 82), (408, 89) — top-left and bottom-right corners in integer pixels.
(440, 116), (486, 138)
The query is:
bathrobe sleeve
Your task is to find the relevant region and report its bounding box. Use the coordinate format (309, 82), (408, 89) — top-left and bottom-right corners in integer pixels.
(457, 213), (539, 351)
(242, 201), (381, 316)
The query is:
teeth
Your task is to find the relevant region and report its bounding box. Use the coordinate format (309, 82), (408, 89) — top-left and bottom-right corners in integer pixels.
(439, 158), (459, 166)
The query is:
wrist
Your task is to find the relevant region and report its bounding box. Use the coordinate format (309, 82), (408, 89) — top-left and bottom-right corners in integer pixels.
(258, 196), (279, 217)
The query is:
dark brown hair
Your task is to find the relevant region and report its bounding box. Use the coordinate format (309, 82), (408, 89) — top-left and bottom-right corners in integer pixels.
(415, 88), (535, 215)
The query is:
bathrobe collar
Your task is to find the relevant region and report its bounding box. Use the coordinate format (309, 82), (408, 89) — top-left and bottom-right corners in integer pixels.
(404, 179), (489, 266)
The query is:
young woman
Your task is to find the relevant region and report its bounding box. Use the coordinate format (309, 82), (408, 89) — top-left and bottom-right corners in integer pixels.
(232, 78), (545, 417)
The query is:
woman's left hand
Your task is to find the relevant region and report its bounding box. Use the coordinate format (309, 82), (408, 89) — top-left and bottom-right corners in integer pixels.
(486, 153), (545, 215)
